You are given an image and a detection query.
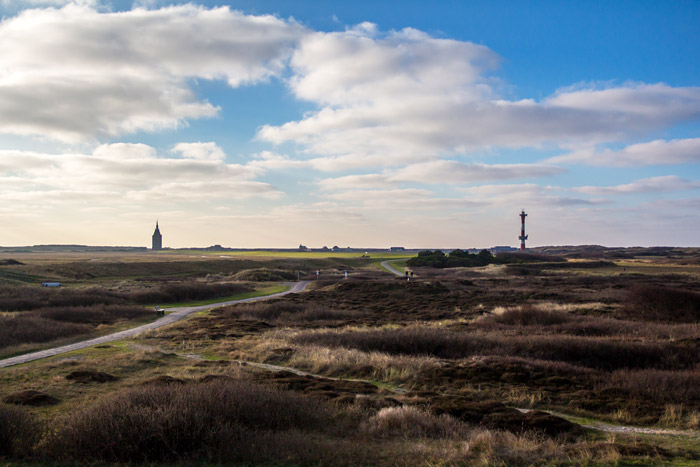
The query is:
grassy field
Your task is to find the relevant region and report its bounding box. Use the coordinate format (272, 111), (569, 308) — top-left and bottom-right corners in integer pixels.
(166, 249), (415, 259)
(2, 248), (700, 464)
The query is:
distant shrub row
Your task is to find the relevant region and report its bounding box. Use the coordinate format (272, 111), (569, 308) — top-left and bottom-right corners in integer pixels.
(406, 250), (567, 268)
(407, 249), (496, 268)
(292, 326), (697, 371)
(0, 282), (252, 311)
(0, 304), (150, 349)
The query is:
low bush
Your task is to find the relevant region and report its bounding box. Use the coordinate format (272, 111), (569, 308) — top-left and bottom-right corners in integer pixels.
(361, 406), (468, 439)
(0, 404), (38, 457)
(233, 302), (365, 324)
(0, 286), (123, 311)
(131, 282), (251, 304)
(31, 304), (149, 324)
(233, 268), (297, 281)
(0, 282), (253, 312)
(623, 286), (700, 322)
(407, 249), (495, 268)
(494, 305), (571, 326)
(3, 390), (59, 406)
(43, 379), (338, 463)
(602, 369), (700, 405)
(292, 327), (697, 371)
(0, 315), (91, 349)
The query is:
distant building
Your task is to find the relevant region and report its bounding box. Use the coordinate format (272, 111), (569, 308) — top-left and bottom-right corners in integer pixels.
(491, 246), (517, 253)
(298, 244), (309, 251)
(41, 282), (62, 287)
(152, 222), (162, 250)
(332, 246), (341, 251)
(389, 247), (406, 251)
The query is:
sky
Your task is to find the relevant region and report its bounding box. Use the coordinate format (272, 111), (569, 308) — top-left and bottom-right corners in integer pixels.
(0, 0), (699, 249)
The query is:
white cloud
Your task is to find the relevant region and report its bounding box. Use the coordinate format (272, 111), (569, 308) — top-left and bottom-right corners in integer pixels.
(248, 151), (309, 169)
(0, 4), (306, 142)
(390, 160), (564, 183)
(326, 188), (481, 211)
(318, 174), (395, 190)
(172, 142), (226, 161)
(0, 144), (279, 209)
(258, 25), (700, 169)
(574, 176), (700, 195)
(461, 183), (605, 207)
(548, 138), (700, 167)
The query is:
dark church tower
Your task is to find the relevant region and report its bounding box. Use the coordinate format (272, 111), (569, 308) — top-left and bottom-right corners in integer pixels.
(152, 221), (162, 250)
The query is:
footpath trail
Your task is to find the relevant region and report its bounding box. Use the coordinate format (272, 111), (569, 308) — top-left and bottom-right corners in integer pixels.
(0, 281), (310, 369)
(380, 259), (405, 277)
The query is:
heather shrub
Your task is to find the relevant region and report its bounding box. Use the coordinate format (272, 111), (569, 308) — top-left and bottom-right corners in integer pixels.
(131, 282), (251, 304)
(32, 304), (149, 324)
(0, 315), (91, 349)
(0, 286), (123, 311)
(233, 301), (364, 323)
(0, 404), (38, 457)
(293, 327), (696, 371)
(623, 285), (700, 322)
(494, 305), (571, 326)
(43, 379), (337, 463)
(361, 406), (469, 439)
(602, 369), (700, 405)
(233, 301), (306, 321)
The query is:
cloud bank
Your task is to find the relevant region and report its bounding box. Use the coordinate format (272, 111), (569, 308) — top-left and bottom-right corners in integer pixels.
(0, 4), (305, 142)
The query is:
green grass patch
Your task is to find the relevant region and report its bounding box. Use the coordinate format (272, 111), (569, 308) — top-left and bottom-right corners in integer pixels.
(378, 259), (408, 273)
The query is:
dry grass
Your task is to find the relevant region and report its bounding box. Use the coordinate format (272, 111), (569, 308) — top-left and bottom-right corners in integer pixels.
(622, 285), (700, 322)
(0, 404), (38, 457)
(361, 406), (469, 439)
(0, 314), (91, 349)
(227, 329), (440, 382)
(602, 368), (700, 406)
(42, 378), (338, 463)
(291, 325), (695, 371)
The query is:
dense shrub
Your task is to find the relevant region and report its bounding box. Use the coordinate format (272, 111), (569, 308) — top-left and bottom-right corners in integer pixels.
(292, 327), (697, 371)
(0, 286), (122, 311)
(43, 379), (337, 463)
(0, 315), (91, 349)
(494, 252), (566, 263)
(623, 286), (700, 322)
(31, 305), (149, 324)
(231, 302), (365, 323)
(233, 268), (297, 281)
(361, 406), (468, 439)
(131, 282), (251, 304)
(407, 249), (495, 268)
(494, 306), (571, 326)
(602, 369), (700, 404)
(0, 404), (38, 457)
(0, 282), (253, 312)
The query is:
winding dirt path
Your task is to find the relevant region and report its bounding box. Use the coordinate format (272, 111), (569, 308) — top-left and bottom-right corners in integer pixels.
(380, 259), (405, 276)
(0, 281), (309, 368)
(516, 408), (699, 437)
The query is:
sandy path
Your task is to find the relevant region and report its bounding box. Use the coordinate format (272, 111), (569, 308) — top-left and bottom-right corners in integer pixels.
(380, 259), (405, 276)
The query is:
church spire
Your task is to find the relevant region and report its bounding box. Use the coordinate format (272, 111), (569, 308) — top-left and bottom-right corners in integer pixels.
(152, 221), (162, 250)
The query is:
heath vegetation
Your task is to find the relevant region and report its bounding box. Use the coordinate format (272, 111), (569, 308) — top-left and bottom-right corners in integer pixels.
(1, 248), (700, 464)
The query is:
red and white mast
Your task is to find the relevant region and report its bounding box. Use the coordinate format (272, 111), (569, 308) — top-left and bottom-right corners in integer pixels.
(519, 210), (528, 251)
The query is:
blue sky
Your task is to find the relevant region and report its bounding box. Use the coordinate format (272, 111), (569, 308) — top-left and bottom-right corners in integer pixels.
(0, 0), (699, 248)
